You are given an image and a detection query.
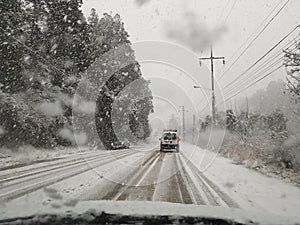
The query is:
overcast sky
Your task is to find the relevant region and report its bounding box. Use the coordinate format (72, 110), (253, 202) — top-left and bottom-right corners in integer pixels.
(82, 0), (300, 125)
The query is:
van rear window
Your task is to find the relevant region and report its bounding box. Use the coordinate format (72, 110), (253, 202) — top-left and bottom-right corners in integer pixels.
(163, 132), (177, 140)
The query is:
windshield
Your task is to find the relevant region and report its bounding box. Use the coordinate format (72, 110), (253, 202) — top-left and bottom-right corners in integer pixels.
(1, 0), (300, 224)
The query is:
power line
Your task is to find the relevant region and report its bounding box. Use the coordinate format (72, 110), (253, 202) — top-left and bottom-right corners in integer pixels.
(221, 45), (299, 105)
(220, 64), (284, 105)
(224, 49), (297, 96)
(222, 0), (284, 64)
(217, 0), (231, 25)
(217, 0), (290, 82)
(224, 55), (287, 97)
(222, 41), (299, 96)
(222, 39), (298, 98)
(222, 46), (299, 103)
(198, 26), (299, 115)
(196, 0), (291, 113)
(200, 55), (291, 115)
(223, 0), (237, 24)
(221, 25), (298, 91)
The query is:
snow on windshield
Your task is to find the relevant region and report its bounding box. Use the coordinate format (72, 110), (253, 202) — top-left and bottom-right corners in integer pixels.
(35, 101), (63, 117)
(0, 0), (300, 224)
(0, 126), (5, 136)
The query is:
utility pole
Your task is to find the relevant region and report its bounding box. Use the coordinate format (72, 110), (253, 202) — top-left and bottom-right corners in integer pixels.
(245, 97), (249, 119)
(192, 114), (195, 144)
(199, 46), (225, 126)
(179, 106), (188, 141)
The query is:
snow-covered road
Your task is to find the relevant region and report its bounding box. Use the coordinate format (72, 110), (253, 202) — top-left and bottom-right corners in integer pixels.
(1, 142), (300, 223)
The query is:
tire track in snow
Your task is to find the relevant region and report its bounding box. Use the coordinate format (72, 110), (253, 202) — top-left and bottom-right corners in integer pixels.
(174, 153), (205, 205)
(0, 151), (131, 190)
(121, 152), (165, 201)
(0, 151), (125, 183)
(100, 150), (161, 201)
(173, 153), (193, 204)
(178, 154), (219, 206)
(78, 147), (239, 208)
(179, 152), (240, 208)
(152, 152), (192, 204)
(0, 150), (138, 202)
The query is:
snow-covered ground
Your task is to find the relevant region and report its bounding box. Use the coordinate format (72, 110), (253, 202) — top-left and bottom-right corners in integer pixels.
(0, 145), (96, 169)
(180, 142), (300, 220)
(0, 141), (300, 224)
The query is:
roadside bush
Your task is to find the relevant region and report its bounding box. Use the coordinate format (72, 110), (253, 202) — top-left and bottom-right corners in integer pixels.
(282, 134), (300, 171)
(0, 91), (68, 148)
(199, 109), (300, 176)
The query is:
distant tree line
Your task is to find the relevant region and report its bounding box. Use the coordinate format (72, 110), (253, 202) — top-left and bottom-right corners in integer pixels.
(201, 108), (288, 140)
(199, 79), (300, 171)
(0, 0), (153, 149)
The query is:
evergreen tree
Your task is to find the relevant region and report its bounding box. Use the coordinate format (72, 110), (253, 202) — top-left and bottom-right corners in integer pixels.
(0, 0), (26, 93)
(266, 109), (288, 134)
(225, 109), (236, 131)
(91, 13), (153, 149)
(201, 115), (212, 131)
(0, 4), (154, 149)
(42, 0), (91, 87)
(284, 41), (300, 96)
(88, 8), (99, 27)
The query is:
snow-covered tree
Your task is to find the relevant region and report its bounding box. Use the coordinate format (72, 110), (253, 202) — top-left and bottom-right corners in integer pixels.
(225, 109), (236, 131)
(0, 4), (153, 149)
(91, 13), (153, 149)
(284, 41), (300, 96)
(0, 0), (27, 93)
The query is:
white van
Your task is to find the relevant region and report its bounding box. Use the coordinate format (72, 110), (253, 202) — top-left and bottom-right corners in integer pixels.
(159, 129), (180, 152)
